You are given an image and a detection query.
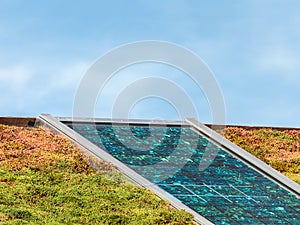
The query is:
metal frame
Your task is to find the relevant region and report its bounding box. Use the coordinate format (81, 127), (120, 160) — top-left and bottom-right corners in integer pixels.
(185, 118), (300, 196)
(36, 114), (214, 225)
(36, 114), (300, 224)
(58, 116), (190, 127)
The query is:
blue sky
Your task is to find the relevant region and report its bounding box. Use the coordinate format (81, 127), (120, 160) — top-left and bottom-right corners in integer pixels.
(1, 0), (300, 127)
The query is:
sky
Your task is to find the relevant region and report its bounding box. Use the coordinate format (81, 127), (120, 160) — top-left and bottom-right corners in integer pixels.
(1, 0), (300, 127)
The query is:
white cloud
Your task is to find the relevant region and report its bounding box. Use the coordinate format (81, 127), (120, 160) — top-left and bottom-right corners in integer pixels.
(0, 61), (89, 116)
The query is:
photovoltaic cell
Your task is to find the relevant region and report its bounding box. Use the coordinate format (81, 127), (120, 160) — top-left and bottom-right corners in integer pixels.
(66, 123), (300, 225)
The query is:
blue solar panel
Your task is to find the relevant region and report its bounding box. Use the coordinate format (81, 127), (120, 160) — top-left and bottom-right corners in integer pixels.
(67, 123), (300, 225)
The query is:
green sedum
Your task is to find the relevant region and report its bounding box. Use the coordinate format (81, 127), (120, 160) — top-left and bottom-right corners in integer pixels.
(0, 124), (194, 224)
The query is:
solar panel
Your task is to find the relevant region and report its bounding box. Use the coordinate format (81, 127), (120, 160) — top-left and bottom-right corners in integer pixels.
(63, 122), (300, 225)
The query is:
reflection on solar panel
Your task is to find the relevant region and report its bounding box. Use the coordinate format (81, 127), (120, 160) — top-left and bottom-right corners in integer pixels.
(64, 122), (300, 225)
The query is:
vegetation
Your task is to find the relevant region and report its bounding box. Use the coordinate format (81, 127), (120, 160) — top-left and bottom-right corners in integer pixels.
(1, 123), (299, 224)
(0, 124), (194, 224)
(221, 127), (300, 184)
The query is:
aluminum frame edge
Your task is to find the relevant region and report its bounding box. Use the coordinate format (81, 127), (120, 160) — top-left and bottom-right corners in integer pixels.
(185, 118), (300, 196)
(36, 114), (215, 225)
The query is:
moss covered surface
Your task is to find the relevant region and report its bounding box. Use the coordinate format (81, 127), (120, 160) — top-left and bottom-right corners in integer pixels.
(221, 127), (300, 184)
(0, 124), (194, 224)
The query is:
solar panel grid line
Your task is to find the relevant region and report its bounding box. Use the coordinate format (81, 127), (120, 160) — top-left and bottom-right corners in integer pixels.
(160, 184), (254, 198)
(229, 184), (260, 204)
(202, 183), (233, 203)
(161, 171), (296, 224)
(178, 184), (208, 203)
